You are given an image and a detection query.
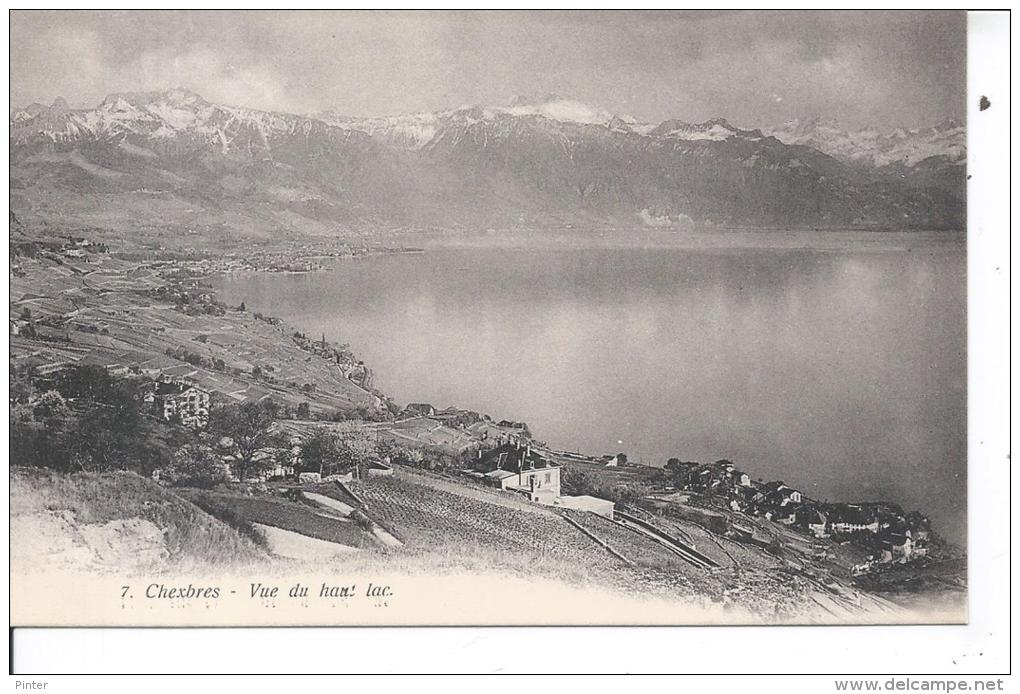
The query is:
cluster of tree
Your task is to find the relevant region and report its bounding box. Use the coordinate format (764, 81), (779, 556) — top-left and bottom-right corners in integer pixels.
(336, 403), (392, 423)
(10, 365), (169, 474)
(561, 467), (649, 505)
(11, 366), (288, 484)
(158, 401), (393, 485)
(165, 346), (209, 368)
(251, 364), (285, 384)
(654, 458), (703, 487)
(163, 406), (400, 485)
(158, 444), (231, 488)
(12, 364), (430, 495)
(286, 400), (391, 424)
(376, 441), (483, 472)
(204, 399), (289, 482)
(175, 300), (226, 317)
(251, 312), (282, 326)
(296, 423), (377, 477)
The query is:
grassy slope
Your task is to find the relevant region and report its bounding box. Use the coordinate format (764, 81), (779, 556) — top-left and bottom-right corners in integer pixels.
(179, 488), (376, 549)
(10, 466), (269, 572)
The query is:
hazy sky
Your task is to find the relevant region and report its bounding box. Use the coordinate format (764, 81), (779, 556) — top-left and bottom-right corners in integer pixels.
(10, 10), (966, 129)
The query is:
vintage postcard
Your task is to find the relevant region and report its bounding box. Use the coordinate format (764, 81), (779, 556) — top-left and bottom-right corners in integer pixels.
(9, 10), (969, 628)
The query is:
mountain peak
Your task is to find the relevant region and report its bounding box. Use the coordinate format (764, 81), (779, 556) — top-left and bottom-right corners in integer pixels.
(765, 116), (966, 167)
(100, 87), (207, 110)
(649, 117), (743, 141)
(503, 98), (614, 126)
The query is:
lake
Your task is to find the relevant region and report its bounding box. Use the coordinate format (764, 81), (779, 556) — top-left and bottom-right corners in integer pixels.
(213, 232), (967, 543)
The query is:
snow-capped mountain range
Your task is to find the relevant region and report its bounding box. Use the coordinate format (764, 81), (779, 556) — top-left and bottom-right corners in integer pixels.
(764, 116), (965, 168)
(10, 88), (373, 155)
(9, 90), (965, 234)
(316, 97), (962, 167)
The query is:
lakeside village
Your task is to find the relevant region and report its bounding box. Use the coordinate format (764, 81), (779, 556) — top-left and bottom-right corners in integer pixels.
(10, 227), (945, 582)
(9, 226), (423, 280)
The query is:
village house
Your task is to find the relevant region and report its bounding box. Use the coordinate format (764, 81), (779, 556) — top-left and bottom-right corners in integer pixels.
(266, 461), (297, 480)
(470, 441), (561, 504)
(401, 402), (436, 418)
(767, 506), (799, 525)
(761, 481), (802, 506)
(145, 379), (210, 427)
(693, 466), (715, 490)
(797, 506), (830, 538)
(602, 453), (627, 467)
(881, 530), (914, 563)
(431, 407), (484, 428)
(729, 469), (752, 488)
(664, 460), (701, 489)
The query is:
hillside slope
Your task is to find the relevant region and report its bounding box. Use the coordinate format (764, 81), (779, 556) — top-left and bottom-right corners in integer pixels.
(10, 467), (269, 575)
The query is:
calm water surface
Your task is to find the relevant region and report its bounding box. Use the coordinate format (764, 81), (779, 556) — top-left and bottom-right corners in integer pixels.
(214, 235), (966, 542)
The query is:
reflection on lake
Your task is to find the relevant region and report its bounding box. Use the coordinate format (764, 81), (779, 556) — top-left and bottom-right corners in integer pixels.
(213, 234), (966, 543)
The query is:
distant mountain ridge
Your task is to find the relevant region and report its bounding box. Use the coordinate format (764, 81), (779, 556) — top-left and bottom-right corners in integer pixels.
(763, 116), (965, 168)
(9, 90), (965, 237)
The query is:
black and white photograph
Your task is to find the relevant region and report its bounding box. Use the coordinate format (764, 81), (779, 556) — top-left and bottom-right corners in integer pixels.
(7, 10), (1002, 655)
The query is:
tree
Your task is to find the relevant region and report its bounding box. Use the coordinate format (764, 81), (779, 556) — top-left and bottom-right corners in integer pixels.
(297, 430), (340, 476)
(562, 467), (601, 497)
(238, 301), (246, 312)
(10, 366), (165, 473)
(65, 405), (161, 473)
(378, 443), (426, 468)
(10, 388), (76, 470)
(298, 424), (377, 477)
(50, 365), (137, 412)
(295, 402), (311, 420)
(31, 390), (71, 423)
(67, 414), (125, 472)
(9, 364), (36, 408)
(158, 445), (230, 488)
(561, 466), (650, 505)
(208, 400), (286, 482)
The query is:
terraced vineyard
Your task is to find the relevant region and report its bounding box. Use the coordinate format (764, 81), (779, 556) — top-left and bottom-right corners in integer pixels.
(171, 472), (897, 620)
(181, 490), (376, 549)
(561, 509), (705, 574)
(345, 474), (621, 568)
